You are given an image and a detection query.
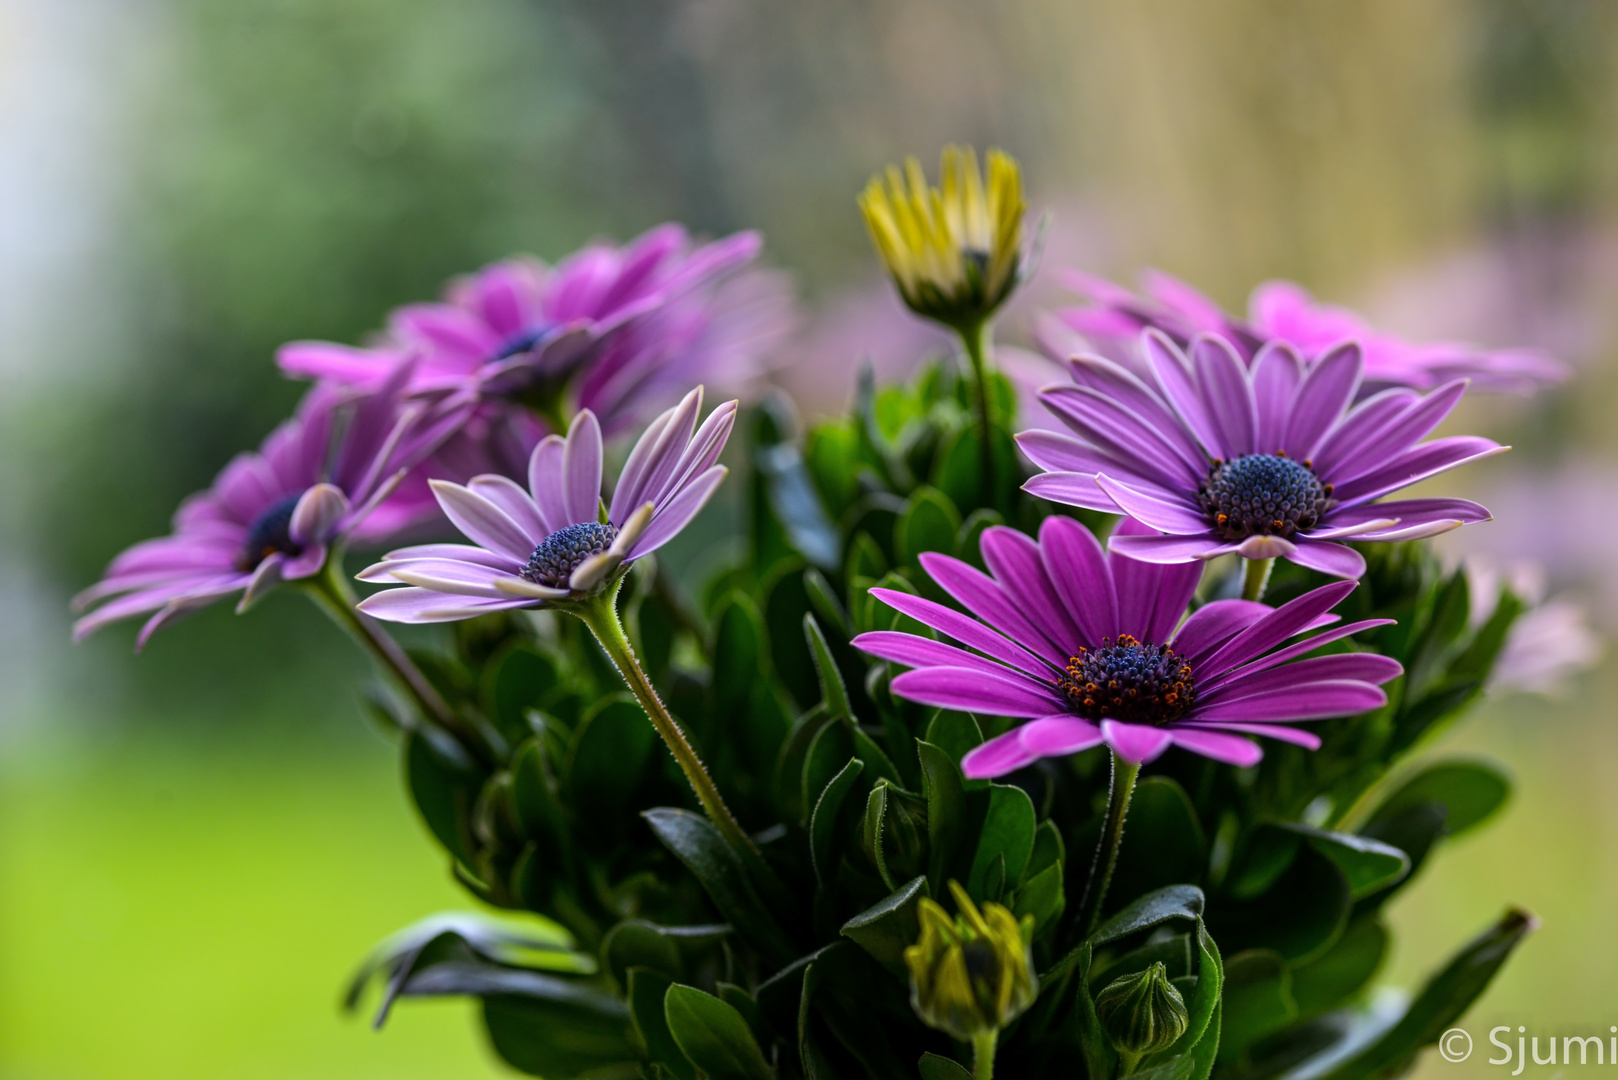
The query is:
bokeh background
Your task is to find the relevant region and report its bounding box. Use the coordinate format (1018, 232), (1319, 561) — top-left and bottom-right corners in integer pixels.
(2, 0), (1616, 1076)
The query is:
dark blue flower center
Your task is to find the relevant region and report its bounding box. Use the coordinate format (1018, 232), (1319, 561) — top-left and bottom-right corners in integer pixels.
(520, 521), (618, 588)
(1056, 635), (1195, 726)
(1199, 453), (1331, 541)
(237, 494), (304, 571)
(493, 324), (553, 361)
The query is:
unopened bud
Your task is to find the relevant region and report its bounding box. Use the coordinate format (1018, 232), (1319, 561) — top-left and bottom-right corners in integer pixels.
(1094, 961), (1188, 1058)
(904, 881), (1036, 1041)
(860, 780), (929, 886)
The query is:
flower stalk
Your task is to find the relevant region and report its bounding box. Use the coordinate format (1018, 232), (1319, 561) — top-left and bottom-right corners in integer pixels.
(960, 318), (997, 500)
(1077, 754), (1141, 937)
(1241, 556), (1274, 603)
(972, 1032), (999, 1080)
(577, 583), (757, 858)
(304, 554), (496, 766)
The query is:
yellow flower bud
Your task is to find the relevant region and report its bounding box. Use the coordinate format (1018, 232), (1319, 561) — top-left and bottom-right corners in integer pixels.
(859, 147), (1026, 329)
(903, 881), (1037, 1041)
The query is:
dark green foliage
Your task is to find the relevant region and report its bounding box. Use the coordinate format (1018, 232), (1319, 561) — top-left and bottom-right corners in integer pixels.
(355, 379), (1533, 1079)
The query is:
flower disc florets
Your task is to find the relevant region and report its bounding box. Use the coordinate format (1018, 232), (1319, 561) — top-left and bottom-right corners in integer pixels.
(236, 494), (305, 571)
(1199, 452), (1331, 541)
(520, 522), (619, 588)
(1056, 635), (1194, 727)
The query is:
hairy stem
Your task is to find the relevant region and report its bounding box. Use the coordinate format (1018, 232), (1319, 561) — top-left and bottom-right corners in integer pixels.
(305, 555), (494, 766)
(1077, 754), (1142, 937)
(960, 318), (997, 502)
(973, 1031), (999, 1080)
(1241, 557), (1274, 603)
(578, 585), (757, 857)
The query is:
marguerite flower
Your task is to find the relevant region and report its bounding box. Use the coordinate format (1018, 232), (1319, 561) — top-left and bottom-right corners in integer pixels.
(356, 387), (734, 623)
(278, 224), (788, 436)
(859, 146), (1026, 329)
(854, 517), (1400, 776)
(1049, 269), (1568, 394)
(73, 367), (466, 648)
(1020, 331), (1504, 579)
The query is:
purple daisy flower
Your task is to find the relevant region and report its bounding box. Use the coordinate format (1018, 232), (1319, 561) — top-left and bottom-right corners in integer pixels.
(277, 224), (789, 436)
(1019, 331), (1505, 579)
(355, 387), (734, 623)
(73, 367), (468, 649)
(1048, 269), (1569, 394)
(853, 517), (1400, 777)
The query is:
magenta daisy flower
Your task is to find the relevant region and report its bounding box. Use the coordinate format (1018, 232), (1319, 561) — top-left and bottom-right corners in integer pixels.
(73, 368), (468, 648)
(853, 517), (1399, 777)
(356, 388), (734, 624)
(1019, 331), (1504, 579)
(277, 224), (787, 436)
(1049, 269), (1569, 394)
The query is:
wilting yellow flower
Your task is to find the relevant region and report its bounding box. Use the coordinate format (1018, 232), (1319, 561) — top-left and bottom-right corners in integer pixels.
(859, 147), (1026, 328)
(903, 881), (1036, 1041)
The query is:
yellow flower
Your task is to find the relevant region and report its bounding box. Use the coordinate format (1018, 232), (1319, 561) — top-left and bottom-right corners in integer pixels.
(903, 881), (1037, 1041)
(859, 147), (1026, 328)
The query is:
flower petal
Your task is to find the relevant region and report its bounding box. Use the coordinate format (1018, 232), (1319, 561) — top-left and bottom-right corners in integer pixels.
(1106, 531), (1234, 563)
(1332, 436), (1507, 505)
(1180, 720), (1322, 750)
(357, 586), (538, 623)
(1023, 472), (1118, 512)
(1109, 519), (1203, 644)
(1037, 515), (1119, 644)
(1200, 580), (1357, 675)
(1285, 539), (1366, 579)
(429, 480), (536, 563)
(1096, 475), (1210, 535)
(919, 552), (1070, 666)
(1191, 680), (1387, 722)
(1101, 719), (1174, 764)
(890, 666), (1067, 718)
(562, 410), (605, 524)
(1193, 335), (1258, 458)
(961, 729), (1038, 779)
(1018, 716), (1105, 757)
(626, 465), (727, 558)
(865, 589), (1053, 678)
(1166, 728), (1263, 766)
(1169, 599), (1273, 667)
(1281, 341), (1361, 460)
(1251, 343), (1304, 451)
(853, 630), (1027, 681)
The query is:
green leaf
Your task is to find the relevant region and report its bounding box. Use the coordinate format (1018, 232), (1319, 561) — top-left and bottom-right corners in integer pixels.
(918, 1052), (974, 1080)
(484, 644), (560, 743)
(967, 783), (1036, 899)
(643, 809), (798, 966)
(810, 758), (866, 885)
(1092, 885), (1206, 945)
(764, 563), (818, 706)
(801, 718), (854, 826)
(403, 727), (482, 868)
(1369, 759), (1511, 838)
(775, 707), (828, 824)
(840, 875), (929, 978)
(1216, 949), (1297, 1066)
(895, 486), (962, 567)
(1301, 826), (1410, 899)
(565, 695), (657, 832)
(922, 711), (985, 779)
(509, 735), (565, 841)
(804, 568), (852, 639)
(953, 508), (1004, 571)
(664, 984), (775, 1080)
(602, 919), (729, 989)
(933, 425), (1018, 513)
(1109, 776), (1207, 904)
(917, 741), (968, 892)
(717, 983), (764, 1046)
(1013, 861), (1066, 937)
(629, 969), (696, 1080)
(861, 783), (894, 890)
(1315, 909), (1537, 1080)
(1290, 916), (1388, 1019)
(846, 531), (887, 585)
(481, 982), (635, 1079)
(806, 421), (862, 522)
(712, 591), (768, 719)
(1214, 843), (1352, 962)
(804, 613), (854, 722)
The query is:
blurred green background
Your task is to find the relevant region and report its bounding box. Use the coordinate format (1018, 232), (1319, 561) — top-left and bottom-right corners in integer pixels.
(2, 0), (1616, 1075)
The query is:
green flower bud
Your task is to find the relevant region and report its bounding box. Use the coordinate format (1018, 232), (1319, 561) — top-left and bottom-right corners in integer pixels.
(860, 780), (929, 887)
(904, 881), (1037, 1041)
(1094, 962), (1189, 1059)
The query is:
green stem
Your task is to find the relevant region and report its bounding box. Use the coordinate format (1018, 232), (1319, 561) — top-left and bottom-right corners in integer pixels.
(1241, 557), (1274, 603)
(972, 1031), (999, 1080)
(1117, 1049), (1143, 1077)
(304, 556), (495, 767)
(578, 585), (757, 857)
(960, 318), (996, 502)
(1077, 753), (1142, 937)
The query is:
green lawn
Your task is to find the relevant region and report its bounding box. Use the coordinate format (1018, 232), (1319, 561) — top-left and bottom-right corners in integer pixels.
(0, 722), (512, 1079)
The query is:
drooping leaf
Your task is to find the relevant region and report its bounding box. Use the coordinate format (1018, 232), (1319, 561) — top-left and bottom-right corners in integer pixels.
(1092, 885), (1207, 946)
(602, 919), (729, 989)
(404, 726), (483, 869)
(1313, 909), (1536, 1080)
(1367, 760), (1511, 839)
(482, 984), (636, 1079)
(840, 875), (929, 978)
(1289, 916), (1388, 1020)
